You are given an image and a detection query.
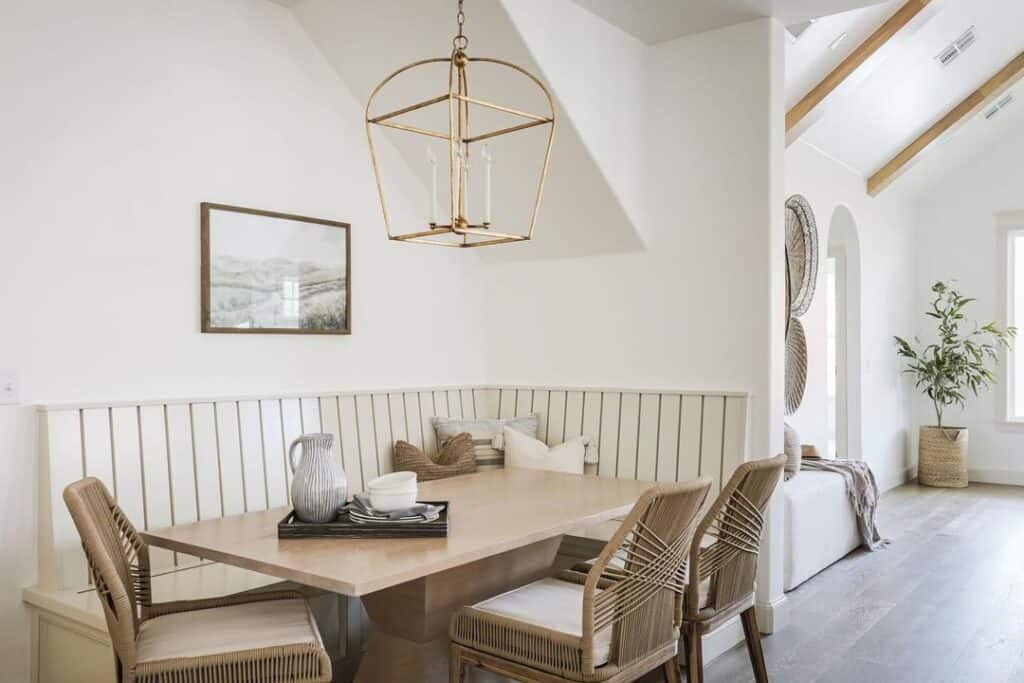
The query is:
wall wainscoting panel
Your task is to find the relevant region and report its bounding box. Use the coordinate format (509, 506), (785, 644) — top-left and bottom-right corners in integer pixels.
(37, 384), (749, 594)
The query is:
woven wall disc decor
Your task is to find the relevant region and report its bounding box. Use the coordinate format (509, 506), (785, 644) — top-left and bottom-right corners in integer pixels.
(784, 247), (792, 339)
(785, 317), (808, 416)
(785, 194), (819, 317)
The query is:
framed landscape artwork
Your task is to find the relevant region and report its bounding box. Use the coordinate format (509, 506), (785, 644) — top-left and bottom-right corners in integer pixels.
(201, 203), (351, 335)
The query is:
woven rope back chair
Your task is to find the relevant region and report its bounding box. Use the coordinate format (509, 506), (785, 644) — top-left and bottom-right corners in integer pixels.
(449, 477), (712, 683)
(682, 454), (786, 683)
(63, 477), (332, 683)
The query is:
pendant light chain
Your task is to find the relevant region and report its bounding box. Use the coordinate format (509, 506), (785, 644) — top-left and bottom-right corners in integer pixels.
(453, 0), (468, 50)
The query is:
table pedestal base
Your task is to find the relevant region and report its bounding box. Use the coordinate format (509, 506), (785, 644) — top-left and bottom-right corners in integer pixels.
(354, 536), (563, 683)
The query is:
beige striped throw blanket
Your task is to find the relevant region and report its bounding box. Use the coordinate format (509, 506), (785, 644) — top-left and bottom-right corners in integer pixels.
(801, 458), (889, 551)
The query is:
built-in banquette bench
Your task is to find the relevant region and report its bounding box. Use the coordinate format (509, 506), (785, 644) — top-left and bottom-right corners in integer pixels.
(25, 385), (748, 682)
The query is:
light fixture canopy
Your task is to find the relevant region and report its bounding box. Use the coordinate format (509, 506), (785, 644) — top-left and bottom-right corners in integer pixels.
(365, 0), (556, 248)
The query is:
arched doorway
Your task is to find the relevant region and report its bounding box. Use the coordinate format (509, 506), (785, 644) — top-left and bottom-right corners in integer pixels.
(827, 206), (861, 460)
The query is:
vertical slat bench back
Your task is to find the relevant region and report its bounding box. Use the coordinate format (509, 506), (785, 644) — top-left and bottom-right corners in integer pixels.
(491, 386), (749, 493)
(37, 388), (473, 592)
(37, 386), (748, 592)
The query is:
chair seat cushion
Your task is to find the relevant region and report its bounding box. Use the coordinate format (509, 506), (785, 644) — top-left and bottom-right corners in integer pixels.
(468, 577), (612, 666)
(137, 597), (325, 665)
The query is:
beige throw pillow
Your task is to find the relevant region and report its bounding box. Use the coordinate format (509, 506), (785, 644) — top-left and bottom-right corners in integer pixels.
(503, 427), (586, 475)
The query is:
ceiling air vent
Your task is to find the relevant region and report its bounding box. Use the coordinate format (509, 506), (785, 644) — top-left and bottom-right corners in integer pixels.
(984, 93), (1014, 120)
(935, 26), (976, 67)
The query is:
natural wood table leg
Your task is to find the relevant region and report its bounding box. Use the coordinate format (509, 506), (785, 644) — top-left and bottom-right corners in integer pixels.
(354, 536), (562, 683)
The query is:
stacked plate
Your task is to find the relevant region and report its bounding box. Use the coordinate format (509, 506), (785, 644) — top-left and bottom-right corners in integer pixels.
(346, 495), (444, 525)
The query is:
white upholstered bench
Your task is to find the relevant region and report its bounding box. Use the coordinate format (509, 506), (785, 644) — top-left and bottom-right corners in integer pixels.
(783, 469), (861, 591)
(26, 384), (748, 682)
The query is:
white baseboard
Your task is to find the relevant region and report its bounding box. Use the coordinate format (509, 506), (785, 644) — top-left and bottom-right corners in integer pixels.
(755, 595), (786, 634)
(968, 468), (1024, 486)
(703, 616), (745, 661)
(874, 466), (912, 493)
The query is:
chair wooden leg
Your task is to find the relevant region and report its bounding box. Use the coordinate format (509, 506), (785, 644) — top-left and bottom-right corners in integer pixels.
(686, 625), (703, 683)
(741, 607), (769, 683)
(663, 655), (682, 683)
(449, 643), (466, 683)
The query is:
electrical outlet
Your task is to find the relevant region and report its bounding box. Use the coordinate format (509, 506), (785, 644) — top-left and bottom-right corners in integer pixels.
(0, 371), (19, 405)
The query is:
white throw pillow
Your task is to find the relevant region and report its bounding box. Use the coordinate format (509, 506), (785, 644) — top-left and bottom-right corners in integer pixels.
(503, 427), (586, 475)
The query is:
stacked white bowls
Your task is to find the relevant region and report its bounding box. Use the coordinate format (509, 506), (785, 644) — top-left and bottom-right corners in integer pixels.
(366, 471), (418, 512)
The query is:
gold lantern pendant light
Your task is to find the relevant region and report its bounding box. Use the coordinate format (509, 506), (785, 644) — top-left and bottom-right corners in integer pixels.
(365, 0), (556, 248)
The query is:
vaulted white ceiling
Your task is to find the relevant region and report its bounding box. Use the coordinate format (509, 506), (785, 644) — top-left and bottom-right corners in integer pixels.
(787, 0), (1024, 193)
(568, 0), (889, 44)
(273, 0), (1024, 198)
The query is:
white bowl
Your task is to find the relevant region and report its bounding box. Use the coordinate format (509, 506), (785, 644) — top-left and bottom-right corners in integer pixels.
(369, 488), (418, 512)
(368, 471), (417, 492)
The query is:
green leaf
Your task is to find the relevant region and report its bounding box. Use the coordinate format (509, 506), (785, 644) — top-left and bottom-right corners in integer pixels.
(897, 279), (1012, 413)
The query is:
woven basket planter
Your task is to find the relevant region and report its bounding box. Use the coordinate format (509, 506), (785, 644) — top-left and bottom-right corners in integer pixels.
(918, 426), (968, 488)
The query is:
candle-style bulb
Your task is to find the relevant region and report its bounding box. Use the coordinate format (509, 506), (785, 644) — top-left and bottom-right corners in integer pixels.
(427, 145), (438, 227)
(457, 144), (470, 222)
(481, 144), (493, 226)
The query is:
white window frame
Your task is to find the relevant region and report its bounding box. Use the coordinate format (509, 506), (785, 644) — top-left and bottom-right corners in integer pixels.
(998, 211), (1024, 424)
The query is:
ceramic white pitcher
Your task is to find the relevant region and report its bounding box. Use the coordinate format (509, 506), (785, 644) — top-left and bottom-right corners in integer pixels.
(288, 433), (347, 523)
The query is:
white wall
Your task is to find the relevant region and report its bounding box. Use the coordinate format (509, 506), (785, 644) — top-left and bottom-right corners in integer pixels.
(0, 0), (488, 405)
(479, 18), (784, 424)
(784, 141), (917, 492)
(0, 1), (488, 679)
(913, 128), (1024, 485)
(0, 408), (36, 683)
(501, 0), (652, 239)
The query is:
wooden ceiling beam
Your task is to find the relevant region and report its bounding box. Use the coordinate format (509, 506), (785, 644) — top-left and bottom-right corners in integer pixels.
(868, 50), (1024, 196)
(786, 0), (932, 141)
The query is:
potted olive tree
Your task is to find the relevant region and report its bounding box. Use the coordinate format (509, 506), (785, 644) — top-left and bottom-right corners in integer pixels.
(895, 282), (1015, 488)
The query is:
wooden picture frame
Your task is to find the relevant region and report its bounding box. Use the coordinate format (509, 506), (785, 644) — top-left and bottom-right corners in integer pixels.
(201, 203), (351, 335)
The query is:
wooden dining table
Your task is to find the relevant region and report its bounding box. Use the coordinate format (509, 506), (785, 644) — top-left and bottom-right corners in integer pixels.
(141, 468), (655, 682)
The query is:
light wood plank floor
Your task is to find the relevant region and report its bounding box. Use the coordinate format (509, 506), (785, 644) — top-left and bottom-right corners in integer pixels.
(705, 482), (1024, 683)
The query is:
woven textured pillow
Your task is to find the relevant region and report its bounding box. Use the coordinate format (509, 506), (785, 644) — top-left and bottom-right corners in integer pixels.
(393, 432), (476, 481)
(432, 415), (539, 470)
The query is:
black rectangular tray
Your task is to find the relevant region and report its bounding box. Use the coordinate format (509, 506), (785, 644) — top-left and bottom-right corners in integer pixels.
(278, 500), (449, 539)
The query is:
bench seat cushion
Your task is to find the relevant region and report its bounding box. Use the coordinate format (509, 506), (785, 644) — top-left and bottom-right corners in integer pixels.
(784, 470), (860, 591)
